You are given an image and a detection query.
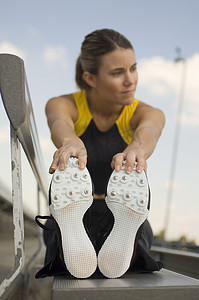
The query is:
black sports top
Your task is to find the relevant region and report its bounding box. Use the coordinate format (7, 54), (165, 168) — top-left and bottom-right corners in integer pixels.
(73, 90), (139, 194)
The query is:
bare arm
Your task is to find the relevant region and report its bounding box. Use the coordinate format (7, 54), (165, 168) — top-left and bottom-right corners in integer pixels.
(45, 95), (87, 173)
(111, 101), (165, 173)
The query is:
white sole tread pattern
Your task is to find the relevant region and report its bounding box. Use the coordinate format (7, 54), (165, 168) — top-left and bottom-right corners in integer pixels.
(50, 158), (97, 278)
(98, 164), (149, 278)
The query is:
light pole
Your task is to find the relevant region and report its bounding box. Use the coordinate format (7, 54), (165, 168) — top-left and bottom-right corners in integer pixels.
(163, 48), (187, 240)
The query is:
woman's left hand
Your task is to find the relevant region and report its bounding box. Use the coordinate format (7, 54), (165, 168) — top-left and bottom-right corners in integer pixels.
(111, 145), (147, 174)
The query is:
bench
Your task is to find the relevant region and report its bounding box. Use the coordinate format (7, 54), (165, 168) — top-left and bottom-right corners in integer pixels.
(52, 269), (199, 300)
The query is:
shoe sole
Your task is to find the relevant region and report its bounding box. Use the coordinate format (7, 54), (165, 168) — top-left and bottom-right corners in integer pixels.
(98, 163), (149, 278)
(50, 157), (97, 278)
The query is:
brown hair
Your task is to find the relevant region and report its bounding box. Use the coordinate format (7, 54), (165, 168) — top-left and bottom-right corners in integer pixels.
(75, 29), (134, 90)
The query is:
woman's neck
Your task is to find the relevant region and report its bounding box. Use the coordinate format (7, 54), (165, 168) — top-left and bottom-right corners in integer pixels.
(86, 89), (123, 117)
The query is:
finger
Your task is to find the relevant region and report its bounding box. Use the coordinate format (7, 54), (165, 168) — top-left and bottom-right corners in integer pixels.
(143, 160), (148, 173)
(112, 153), (124, 172)
(136, 156), (145, 173)
(125, 152), (136, 174)
(53, 150), (59, 159)
(49, 155), (59, 174)
(77, 148), (87, 169)
(58, 151), (70, 171)
(49, 165), (56, 174)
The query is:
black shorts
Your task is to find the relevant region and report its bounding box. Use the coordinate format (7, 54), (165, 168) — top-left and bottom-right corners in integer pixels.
(35, 199), (163, 279)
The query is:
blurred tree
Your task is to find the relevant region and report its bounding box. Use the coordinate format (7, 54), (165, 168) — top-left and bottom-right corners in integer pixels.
(154, 229), (165, 240)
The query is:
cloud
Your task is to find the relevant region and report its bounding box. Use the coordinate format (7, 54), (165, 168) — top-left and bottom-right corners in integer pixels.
(181, 111), (199, 126)
(43, 45), (69, 69)
(39, 136), (55, 153)
(165, 179), (184, 190)
(0, 41), (26, 60)
(138, 53), (199, 127)
(138, 56), (178, 96)
(0, 126), (9, 143)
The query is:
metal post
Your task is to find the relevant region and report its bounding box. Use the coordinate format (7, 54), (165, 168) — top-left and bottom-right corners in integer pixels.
(163, 49), (187, 240)
(0, 125), (25, 297)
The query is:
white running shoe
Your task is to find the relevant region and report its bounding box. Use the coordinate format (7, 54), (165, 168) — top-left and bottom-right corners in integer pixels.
(98, 162), (149, 278)
(49, 157), (97, 278)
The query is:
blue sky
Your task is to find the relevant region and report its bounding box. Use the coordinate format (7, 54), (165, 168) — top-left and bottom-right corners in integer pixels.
(0, 0), (199, 242)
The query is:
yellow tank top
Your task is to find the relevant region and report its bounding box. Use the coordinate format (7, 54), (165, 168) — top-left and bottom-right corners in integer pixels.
(72, 90), (140, 194)
(73, 90), (139, 144)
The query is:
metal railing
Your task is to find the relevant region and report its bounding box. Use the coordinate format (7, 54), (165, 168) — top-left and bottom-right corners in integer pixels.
(0, 54), (48, 298)
(151, 246), (199, 279)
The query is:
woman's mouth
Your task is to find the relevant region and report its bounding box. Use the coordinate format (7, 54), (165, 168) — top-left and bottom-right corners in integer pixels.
(122, 90), (135, 95)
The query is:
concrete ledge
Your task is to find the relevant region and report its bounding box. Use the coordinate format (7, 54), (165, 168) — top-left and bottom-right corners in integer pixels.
(151, 246), (199, 279)
(52, 269), (199, 300)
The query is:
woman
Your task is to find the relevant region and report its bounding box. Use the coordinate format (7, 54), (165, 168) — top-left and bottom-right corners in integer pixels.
(36, 29), (165, 279)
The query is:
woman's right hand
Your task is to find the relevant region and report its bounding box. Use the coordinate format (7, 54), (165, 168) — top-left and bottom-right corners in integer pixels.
(49, 137), (87, 174)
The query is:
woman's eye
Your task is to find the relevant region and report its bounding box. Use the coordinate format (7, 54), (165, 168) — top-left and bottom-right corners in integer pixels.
(112, 71), (122, 76)
(131, 66), (137, 72)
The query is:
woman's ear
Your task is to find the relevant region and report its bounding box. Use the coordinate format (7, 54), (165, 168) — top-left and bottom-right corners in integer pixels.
(82, 72), (97, 88)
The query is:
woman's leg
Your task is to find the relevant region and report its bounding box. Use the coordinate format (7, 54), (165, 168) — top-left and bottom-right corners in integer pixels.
(130, 220), (163, 272)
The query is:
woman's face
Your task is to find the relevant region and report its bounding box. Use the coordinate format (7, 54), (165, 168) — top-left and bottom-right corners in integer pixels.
(93, 48), (138, 106)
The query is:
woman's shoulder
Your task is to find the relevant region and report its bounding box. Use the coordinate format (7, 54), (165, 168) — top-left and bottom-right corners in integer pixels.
(46, 92), (80, 112)
(47, 93), (74, 104)
(130, 100), (165, 130)
(45, 93), (79, 122)
(47, 90), (86, 105)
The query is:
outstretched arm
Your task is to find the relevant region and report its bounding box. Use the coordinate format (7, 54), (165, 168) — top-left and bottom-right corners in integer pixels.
(45, 95), (87, 173)
(111, 101), (165, 173)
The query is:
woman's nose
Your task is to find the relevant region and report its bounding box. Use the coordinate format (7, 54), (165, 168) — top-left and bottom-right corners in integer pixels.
(124, 72), (136, 86)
